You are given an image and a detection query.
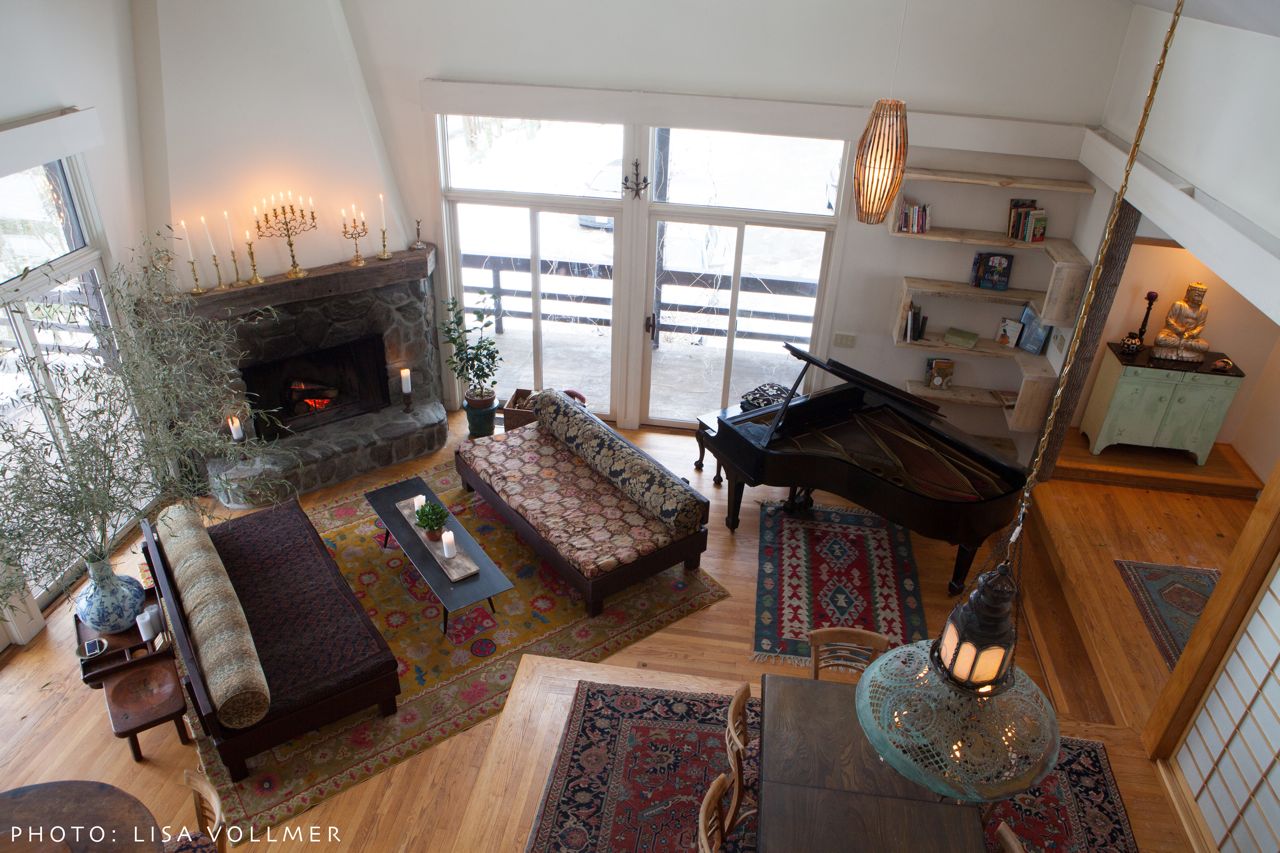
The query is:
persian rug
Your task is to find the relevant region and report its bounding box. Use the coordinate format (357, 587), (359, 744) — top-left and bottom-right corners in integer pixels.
(983, 736), (1139, 852)
(528, 682), (760, 853)
(1115, 560), (1219, 670)
(752, 501), (927, 664)
(196, 462), (729, 835)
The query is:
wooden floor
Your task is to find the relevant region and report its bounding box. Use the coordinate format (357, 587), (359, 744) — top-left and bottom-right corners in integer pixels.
(1054, 427), (1263, 499)
(0, 413), (1206, 851)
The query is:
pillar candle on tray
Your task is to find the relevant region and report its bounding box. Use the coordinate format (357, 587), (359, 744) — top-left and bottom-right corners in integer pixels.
(441, 530), (457, 559)
(412, 495), (426, 512)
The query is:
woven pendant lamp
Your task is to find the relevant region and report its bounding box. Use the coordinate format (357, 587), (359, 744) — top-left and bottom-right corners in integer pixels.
(853, 98), (908, 224)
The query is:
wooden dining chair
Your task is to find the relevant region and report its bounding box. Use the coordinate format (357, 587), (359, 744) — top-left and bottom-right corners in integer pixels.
(724, 683), (757, 832)
(995, 820), (1028, 853)
(808, 627), (891, 680)
(163, 770), (226, 853)
(697, 773), (732, 853)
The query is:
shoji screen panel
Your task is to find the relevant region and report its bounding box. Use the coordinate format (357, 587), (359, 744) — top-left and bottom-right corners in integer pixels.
(1177, 559), (1280, 852)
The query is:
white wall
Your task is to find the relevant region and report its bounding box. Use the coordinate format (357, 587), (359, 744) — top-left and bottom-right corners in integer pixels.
(0, 0), (146, 266)
(1105, 7), (1280, 240)
(134, 0), (407, 286)
(1073, 243), (1280, 476)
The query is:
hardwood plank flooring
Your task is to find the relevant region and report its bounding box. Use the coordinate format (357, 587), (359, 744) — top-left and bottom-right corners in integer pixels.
(0, 413), (1193, 850)
(1054, 427), (1263, 499)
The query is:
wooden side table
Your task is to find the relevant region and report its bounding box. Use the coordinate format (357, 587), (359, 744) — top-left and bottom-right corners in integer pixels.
(1080, 343), (1244, 465)
(101, 657), (190, 761)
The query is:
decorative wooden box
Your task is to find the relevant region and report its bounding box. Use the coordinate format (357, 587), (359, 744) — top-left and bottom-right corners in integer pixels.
(500, 388), (537, 431)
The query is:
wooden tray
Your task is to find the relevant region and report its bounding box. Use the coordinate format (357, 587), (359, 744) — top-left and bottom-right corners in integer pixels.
(395, 498), (479, 582)
(76, 586), (172, 688)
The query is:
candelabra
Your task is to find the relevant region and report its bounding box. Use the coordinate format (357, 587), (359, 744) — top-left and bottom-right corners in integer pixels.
(245, 238), (265, 285)
(256, 201), (317, 279)
(188, 260), (205, 295)
(377, 228), (392, 260)
(211, 254), (227, 289)
(228, 247), (246, 286)
(342, 213), (368, 267)
(409, 219), (428, 251)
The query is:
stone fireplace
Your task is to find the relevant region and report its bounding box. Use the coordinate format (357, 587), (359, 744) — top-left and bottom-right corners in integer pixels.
(196, 248), (447, 507)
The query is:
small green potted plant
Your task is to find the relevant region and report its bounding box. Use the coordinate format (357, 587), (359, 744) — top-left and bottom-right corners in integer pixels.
(440, 297), (502, 437)
(415, 502), (450, 542)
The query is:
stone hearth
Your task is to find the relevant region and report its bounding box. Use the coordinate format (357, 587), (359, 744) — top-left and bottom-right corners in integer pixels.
(197, 248), (447, 507)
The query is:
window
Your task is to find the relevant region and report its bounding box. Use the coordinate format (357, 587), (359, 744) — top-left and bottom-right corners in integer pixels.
(0, 155), (111, 605)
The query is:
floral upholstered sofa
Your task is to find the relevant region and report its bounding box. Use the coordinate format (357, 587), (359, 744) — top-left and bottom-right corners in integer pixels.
(455, 390), (709, 615)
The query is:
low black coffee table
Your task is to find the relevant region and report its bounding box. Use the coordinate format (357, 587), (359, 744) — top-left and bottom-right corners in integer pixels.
(365, 477), (514, 634)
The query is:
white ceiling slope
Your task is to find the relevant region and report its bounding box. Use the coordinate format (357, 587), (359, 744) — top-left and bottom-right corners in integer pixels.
(1136, 1), (1280, 38)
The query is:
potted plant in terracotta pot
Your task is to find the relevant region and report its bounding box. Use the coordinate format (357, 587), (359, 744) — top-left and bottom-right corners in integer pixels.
(415, 502), (450, 542)
(440, 297), (502, 437)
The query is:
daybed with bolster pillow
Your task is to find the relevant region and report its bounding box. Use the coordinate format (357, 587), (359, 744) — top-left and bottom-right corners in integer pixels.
(141, 500), (400, 781)
(455, 389), (709, 615)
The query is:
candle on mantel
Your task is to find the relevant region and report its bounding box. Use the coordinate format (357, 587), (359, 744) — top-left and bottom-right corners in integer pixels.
(340, 208), (346, 224)
(201, 216), (216, 256)
(441, 530), (457, 559)
(244, 229), (251, 244)
(227, 415), (244, 441)
(180, 220), (194, 261)
(400, 368), (412, 394)
(412, 494), (426, 512)
(223, 210), (235, 249)
(379, 193), (386, 231)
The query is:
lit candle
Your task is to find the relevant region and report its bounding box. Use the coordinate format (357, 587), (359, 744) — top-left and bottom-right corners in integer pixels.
(340, 207), (346, 222)
(359, 210), (366, 225)
(201, 216), (216, 256)
(223, 210), (235, 249)
(379, 193), (386, 230)
(227, 415), (244, 441)
(179, 220), (194, 261)
(244, 229), (251, 244)
(400, 368), (412, 394)
(412, 494), (426, 512)
(308, 196), (314, 209)
(440, 530), (457, 559)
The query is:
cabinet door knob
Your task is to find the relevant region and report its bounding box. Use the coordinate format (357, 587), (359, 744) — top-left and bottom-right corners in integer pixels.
(1159, 396), (1167, 402)
(1178, 396), (1186, 404)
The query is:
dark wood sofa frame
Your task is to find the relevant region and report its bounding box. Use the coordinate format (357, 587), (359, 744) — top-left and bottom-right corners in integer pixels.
(455, 435), (710, 617)
(141, 519), (400, 782)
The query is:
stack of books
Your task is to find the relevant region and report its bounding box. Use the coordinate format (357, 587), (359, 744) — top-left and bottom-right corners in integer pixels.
(896, 198), (931, 234)
(1008, 198), (1047, 243)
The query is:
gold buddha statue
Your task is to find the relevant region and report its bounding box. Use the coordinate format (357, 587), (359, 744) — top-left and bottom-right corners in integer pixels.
(1152, 282), (1210, 362)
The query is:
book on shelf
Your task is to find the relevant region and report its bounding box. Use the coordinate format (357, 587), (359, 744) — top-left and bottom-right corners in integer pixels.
(1018, 304), (1051, 355)
(1008, 198), (1047, 243)
(903, 302), (927, 342)
(942, 327), (979, 349)
(925, 357), (955, 389)
(895, 197), (932, 234)
(970, 252), (1014, 290)
(994, 317), (1023, 348)
(1025, 210), (1048, 243)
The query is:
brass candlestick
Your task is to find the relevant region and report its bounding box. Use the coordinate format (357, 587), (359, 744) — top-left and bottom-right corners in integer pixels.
(342, 215), (368, 267)
(409, 219), (428, 250)
(256, 202), (317, 279)
(245, 239), (264, 284)
(188, 259), (205, 295)
(402, 391), (412, 413)
(377, 228), (392, 260)
(211, 254), (227, 289)
(228, 248), (246, 286)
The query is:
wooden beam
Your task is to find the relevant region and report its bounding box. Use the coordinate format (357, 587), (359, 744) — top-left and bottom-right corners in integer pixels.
(1143, 461), (1280, 757)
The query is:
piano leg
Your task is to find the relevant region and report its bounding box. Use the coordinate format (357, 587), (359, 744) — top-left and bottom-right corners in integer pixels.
(726, 479), (745, 531)
(713, 461), (723, 486)
(948, 545), (977, 596)
(694, 432), (706, 470)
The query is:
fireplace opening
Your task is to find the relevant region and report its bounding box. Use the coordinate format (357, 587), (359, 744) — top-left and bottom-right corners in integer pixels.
(242, 335), (390, 439)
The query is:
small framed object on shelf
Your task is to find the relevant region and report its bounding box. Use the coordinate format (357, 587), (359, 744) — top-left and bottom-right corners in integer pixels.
(1018, 304), (1051, 355)
(994, 317), (1023, 348)
(925, 357), (955, 389)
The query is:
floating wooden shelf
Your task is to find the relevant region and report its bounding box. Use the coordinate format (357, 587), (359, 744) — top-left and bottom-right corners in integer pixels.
(903, 167), (1095, 195)
(905, 380), (1004, 408)
(894, 330), (1016, 359)
(889, 226), (1088, 264)
(903, 276), (1045, 313)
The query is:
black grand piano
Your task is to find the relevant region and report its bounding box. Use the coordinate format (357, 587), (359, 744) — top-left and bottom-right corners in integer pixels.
(699, 345), (1026, 595)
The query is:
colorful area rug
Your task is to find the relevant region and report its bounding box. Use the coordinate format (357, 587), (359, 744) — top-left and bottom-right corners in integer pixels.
(528, 682), (760, 853)
(1115, 560), (1219, 670)
(752, 501), (926, 664)
(197, 462), (728, 834)
(983, 736), (1139, 852)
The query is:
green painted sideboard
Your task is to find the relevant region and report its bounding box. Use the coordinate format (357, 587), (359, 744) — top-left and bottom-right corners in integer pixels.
(1080, 343), (1245, 466)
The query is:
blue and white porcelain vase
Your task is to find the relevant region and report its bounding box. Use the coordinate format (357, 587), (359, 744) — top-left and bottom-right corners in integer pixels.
(75, 558), (145, 634)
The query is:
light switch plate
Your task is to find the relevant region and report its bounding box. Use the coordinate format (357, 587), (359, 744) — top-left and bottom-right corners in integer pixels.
(832, 332), (857, 348)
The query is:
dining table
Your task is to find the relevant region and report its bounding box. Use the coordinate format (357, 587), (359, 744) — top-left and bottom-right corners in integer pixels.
(0, 780), (163, 852)
(759, 674), (986, 852)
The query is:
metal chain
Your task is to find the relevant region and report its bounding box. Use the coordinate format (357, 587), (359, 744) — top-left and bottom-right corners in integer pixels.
(1003, 0), (1185, 559)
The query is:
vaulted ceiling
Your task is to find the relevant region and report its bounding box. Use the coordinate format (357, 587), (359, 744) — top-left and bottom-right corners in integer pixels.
(1136, 0), (1280, 38)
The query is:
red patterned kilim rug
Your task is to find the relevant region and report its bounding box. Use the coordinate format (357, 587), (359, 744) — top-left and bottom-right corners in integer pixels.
(983, 736), (1139, 852)
(528, 682), (760, 853)
(752, 501), (927, 664)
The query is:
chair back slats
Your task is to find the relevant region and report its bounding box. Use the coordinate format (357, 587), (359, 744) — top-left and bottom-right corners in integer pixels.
(809, 627), (891, 680)
(995, 820), (1028, 853)
(183, 769), (227, 853)
(724, 683), (756, 832)
(698, 773), (731, 853)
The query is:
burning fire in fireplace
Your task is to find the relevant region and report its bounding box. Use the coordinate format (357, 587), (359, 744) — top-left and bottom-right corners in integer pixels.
(289, 380), (339, 416)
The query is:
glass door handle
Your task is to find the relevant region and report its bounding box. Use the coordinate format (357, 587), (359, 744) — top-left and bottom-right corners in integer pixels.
(645, 314), (658, 344)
